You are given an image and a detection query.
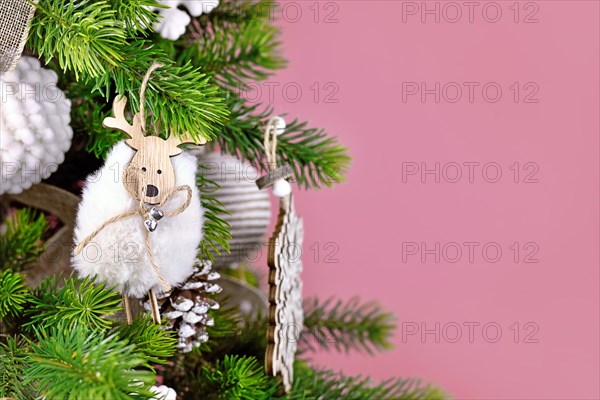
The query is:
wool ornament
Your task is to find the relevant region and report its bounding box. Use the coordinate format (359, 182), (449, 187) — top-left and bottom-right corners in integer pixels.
(72, 62), (205, 324)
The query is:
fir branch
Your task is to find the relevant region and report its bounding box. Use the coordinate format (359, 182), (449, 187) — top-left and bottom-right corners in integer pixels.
(197, 166), (232, 262)
(181, 5), (286, 90)
(26, 323), (155, 399)
(110, 0), (162, 35)
(0, 270), (29, 321)
(0, 208), (48, 271)
(29, 0), (127, 79)
(204, 0), (275, 26)
(114, 315), (178, 365)
(219, 97), (350, 189)
(98, 48), (230, 142)
(301, 297), (396, 355)
(197, 355), (278, 400)
(25, 276), (122, 332)
(0, 336), (33, 400)
(287, 361), (445, 400)
(28, 2), (230, 144)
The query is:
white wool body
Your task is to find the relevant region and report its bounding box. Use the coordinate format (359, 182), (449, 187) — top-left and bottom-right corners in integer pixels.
(72, 142), (203, 298)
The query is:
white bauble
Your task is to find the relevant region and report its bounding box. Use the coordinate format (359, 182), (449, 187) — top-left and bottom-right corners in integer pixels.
(152, 0), (219, 40)
(198, 152), (271, 267)
(72, 142), (203, 298)
(0, 56), (72, 195)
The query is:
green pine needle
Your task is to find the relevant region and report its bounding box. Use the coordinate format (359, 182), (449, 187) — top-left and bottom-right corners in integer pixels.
(180, 0), (286, 90)
(29, 0), (230, 147)
(199, 355), (278, 400)
(197, 166), (233, 262)
(26, 323), (155, 399)
(219, 97), (351, 189)
(25, 276), (122, 332)
(0, 336), (33, 400)
(114, 314), (178, 365)
(301, 297), (397, 355)
(0, 208), (48, 272)
(288, 361), (446, 400)
(0, 270), (29, 321)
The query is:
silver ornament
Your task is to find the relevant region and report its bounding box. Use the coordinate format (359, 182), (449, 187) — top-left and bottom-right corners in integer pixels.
(144, 218), (158, 232)
(149, 206), (164, 221)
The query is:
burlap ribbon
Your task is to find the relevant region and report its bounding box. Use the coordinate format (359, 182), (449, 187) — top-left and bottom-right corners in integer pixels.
(0, 0), (37, 72)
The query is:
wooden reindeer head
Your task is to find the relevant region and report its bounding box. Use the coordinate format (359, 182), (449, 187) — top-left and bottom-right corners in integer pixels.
(103, 96), (205, 205)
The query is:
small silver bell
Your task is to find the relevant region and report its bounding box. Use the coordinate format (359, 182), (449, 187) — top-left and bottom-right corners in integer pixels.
(149, 206), (164, 221)
(144, 218), (158, 232)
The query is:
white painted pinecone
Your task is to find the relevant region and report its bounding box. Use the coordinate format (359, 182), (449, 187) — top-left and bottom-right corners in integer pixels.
(143, 259), (221, 353)
(0, 56), (72, 195)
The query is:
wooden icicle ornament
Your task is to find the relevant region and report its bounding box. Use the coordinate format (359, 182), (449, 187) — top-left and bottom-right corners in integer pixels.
(72, 62), (205, 324)
(259, 117), (305, 393)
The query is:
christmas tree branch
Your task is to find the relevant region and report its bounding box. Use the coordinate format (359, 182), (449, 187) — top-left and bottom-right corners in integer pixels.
(197, 167), (232, 262)
(180, 1), (286, 90)
(288, 361), (445, 400)
(219, 97), (350, 189)
(28, 1), (230, 144)
(195, 355), (278, 400)
(0, 270), (30, 321)
(0, 208), (48, 271)
(24, 276), (122, 332)
(301, 297), (396, 355)
(26, 323), (156, 399)
(0, 336), (33, 400)
(114, 315), (178, 366)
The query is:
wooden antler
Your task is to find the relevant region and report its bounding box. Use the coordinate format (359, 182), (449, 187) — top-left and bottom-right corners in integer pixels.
(102, 96), (143, 139)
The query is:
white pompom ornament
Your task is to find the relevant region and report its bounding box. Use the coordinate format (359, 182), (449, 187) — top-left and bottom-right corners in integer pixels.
(272, 179), (291, 198)
(152, 0), (219, 40)
(0, 56), (72, 195)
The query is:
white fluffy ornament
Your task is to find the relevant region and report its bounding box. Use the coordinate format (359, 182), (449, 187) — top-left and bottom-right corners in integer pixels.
(0, 56), (72, 195)
(72, 141), (203, 299)
(73, 62), (205, 325)
(152, 0), (219, 40)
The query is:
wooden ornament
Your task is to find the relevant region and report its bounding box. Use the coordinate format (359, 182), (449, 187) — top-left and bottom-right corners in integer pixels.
(73, 62), (205, 325)
(255, 165), (293, 190)
(265, 193), (304, 393)
(102, 95), (204, 206)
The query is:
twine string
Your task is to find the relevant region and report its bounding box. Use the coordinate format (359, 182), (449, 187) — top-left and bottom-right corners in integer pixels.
(138, 61), (164, 134)
(263, 117), (279, 170)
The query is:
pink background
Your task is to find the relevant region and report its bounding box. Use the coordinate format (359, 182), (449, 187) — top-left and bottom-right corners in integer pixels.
(265, 1), (600, 399)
